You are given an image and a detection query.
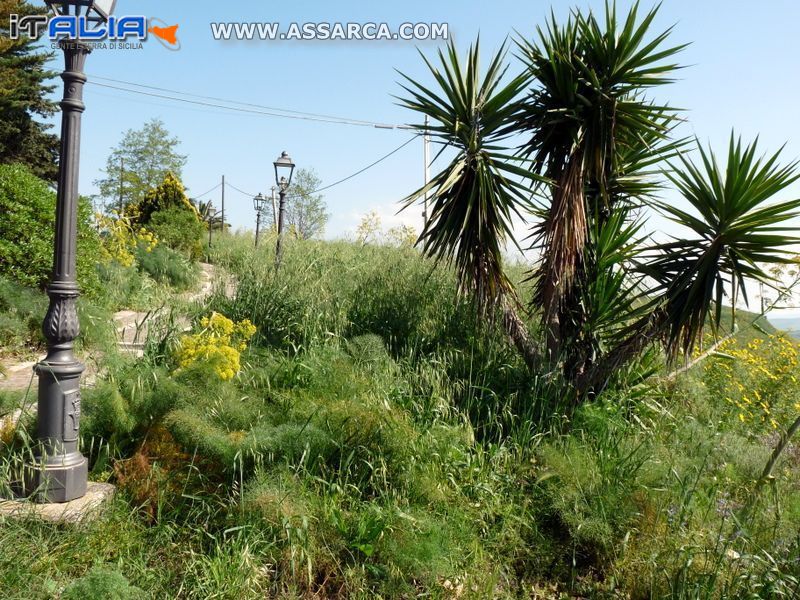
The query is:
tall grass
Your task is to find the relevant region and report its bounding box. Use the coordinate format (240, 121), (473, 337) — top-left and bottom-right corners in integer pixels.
(2, 234), (800, 597)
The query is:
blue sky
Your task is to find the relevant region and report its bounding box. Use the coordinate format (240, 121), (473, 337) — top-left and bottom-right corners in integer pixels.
(40, 0), (800, 250)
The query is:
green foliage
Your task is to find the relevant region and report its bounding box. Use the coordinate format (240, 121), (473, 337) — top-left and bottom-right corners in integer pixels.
(0, 275), (46, 353)
(135, 244), (199, 291)
(649, 136), (800, 358)
(5, 5), (800, 596)
(5, 234), (800, 597)
(398, 38), (531, 316)
(129, 171), (200, 225)
(0, 0), (59, 181)
(0, 163), (103, 295)
(62, 565), (143, 600)
(516, 3), (686, 378)
(210, 235), (468, 353)
(0, 275), (116, 358)
(96, 260), (159, 310)
(94, 118), (187, 211)
(148, 206), (206, 259)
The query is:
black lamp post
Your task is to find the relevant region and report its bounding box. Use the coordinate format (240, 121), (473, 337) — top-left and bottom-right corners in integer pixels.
(25, 0), (117, 503)
(253, 193), (267, 247)
(273, 151), (295, 270)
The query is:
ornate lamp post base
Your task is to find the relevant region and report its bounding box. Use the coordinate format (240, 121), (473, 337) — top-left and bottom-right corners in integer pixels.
(21, 40), (92, 503)
(24, 360), (87, 502)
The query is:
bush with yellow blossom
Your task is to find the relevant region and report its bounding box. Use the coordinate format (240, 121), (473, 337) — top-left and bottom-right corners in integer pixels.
(175, 312), (257, 381)
(97, 212), (158, 267)
(704, 333), (800, 431)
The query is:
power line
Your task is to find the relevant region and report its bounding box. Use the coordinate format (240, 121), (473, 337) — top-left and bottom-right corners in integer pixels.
(226, 181), (256, 198)
(190, 182), (222, 200)
(87, 81), (371, 126)
(84, 77), (425, 215)
(223, 134), (419, 201)
(89, 75), (396, 128)
(85, 79), (416, 130)
(295, 134), (420, 196)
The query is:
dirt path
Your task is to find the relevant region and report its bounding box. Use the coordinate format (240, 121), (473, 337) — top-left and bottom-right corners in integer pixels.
(0, 263), (229, 393)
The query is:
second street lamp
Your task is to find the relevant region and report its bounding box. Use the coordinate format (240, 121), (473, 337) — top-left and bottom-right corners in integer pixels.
(273, 151), (295, 270)
(253, 192), (267, 247)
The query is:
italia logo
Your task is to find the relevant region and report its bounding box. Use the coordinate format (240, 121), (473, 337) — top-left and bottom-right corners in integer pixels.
(8, 14), (181, 50)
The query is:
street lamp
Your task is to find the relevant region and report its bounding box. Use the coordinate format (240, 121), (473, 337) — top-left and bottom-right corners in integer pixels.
(253, 192), (267, 247)
(24, 0), (117, 503)
(273, 151), (295, 269)
(46, 0), (116, 20)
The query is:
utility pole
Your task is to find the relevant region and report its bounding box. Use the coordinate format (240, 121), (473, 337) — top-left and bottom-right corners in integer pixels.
(423, 115), (430, 229)
(221, 175), (225, 235)
(271, 186), (277, 232)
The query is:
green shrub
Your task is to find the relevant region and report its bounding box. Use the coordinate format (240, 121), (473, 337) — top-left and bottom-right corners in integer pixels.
(148, 207), (205, 260)
(82, 364), (182, 442)
(0, 276), (45, 352)
(135, 244), (198, 290)
(0, 163), (103, 296)
(96, 260), (158, 310)
(208, 236), (543, 443)
(62, 565), (143, 600)
(128, 171), (199, 227)
(0, 275), (115, 356)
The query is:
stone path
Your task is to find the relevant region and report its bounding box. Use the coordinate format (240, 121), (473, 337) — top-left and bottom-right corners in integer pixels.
(0, 262), (229, 394)
(0, 361), (38, 393)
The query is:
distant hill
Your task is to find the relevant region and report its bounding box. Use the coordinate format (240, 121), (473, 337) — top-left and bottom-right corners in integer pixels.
(768, 316), (800, 339)
(712, 306), (775, 335)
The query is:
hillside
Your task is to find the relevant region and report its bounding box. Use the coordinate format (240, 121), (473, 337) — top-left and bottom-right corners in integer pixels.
(3, 235), (800, 598)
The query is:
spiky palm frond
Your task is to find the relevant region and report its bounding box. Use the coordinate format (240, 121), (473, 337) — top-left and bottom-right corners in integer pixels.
(518, 2), (686, 337)
(607, 110), (688, 206)
(646, 135), (800, 359)
(196, 200), (224, 230)
(397, 39), (532, 315)
(583, 209), (650, 335)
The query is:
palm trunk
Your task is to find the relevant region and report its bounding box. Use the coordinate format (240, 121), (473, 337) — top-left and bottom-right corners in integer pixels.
(577, 308), (667, 396)
(538, 149), (587, 362)
(501, 295), (540, 370)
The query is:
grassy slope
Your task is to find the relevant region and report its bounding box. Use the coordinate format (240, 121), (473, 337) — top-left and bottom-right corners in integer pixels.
(2, 236), (800, 598)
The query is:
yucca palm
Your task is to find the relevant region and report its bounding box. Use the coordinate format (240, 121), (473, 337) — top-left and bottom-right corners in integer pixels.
(518, 2), (685, 364)
(650, 136), (800, 356)
(398, 39), (540, 366)
(400, 3), (800, 402)
(577, 136), (800, 393)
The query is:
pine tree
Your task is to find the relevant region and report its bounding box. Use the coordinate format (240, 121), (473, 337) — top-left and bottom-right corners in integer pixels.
(0, 0), (59, 181)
